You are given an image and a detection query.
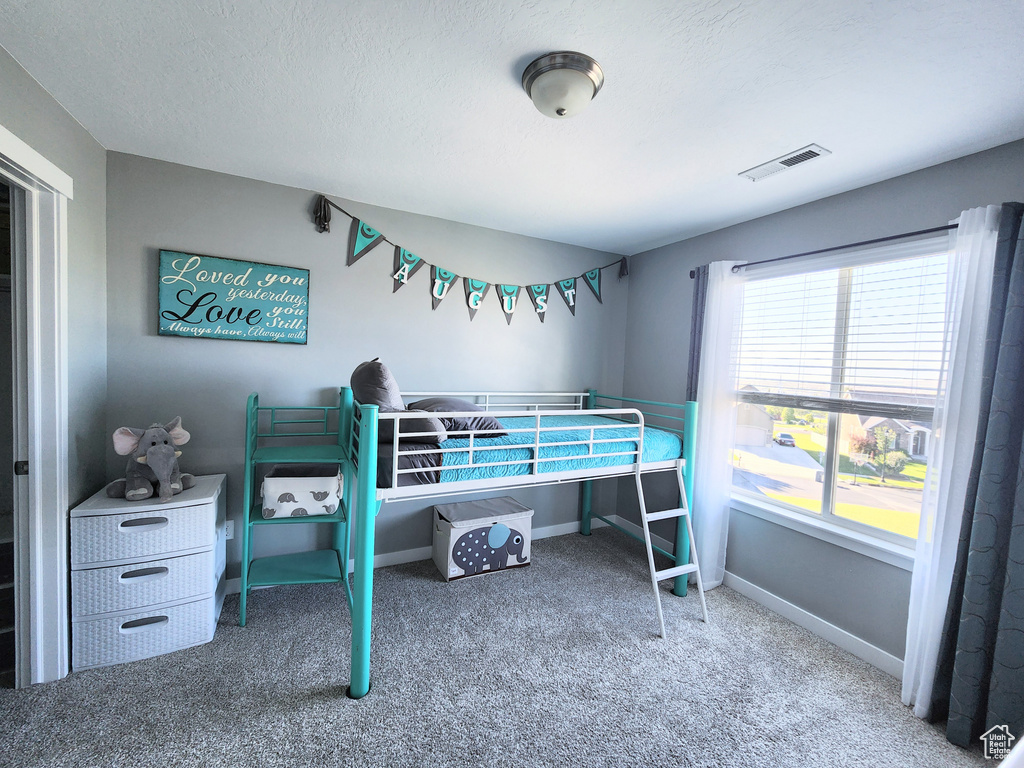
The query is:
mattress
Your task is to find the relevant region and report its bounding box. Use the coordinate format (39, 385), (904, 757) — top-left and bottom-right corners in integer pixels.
(377, 414), (682, 487)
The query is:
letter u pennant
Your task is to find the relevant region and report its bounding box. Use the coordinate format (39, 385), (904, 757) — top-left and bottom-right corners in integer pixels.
(463, 278), (491, 320)
(497, 284), (521, 325)
(430, 266), (459, 309)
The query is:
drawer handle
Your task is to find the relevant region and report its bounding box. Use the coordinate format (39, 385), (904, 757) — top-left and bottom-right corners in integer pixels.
(119, 566), (169, 583)
(119, 517), (169, 531)
(119, 616), (169, 634)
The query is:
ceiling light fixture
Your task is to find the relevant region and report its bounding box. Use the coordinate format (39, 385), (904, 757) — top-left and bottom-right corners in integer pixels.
(522, 51), (604, 119)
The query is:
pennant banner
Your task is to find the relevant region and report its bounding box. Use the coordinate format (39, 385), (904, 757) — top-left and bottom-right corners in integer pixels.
(496, 284), (521, 325)
(430, 266), (458, 309)
(392, 247), (425, 292)
(583, 268), (602, 304)
(315, 194), (627, 323)
(348, 220), (385, 266)
(527, 284), (549, 323)
(463, 278), (491, 320)
(556, 278), (578, 316)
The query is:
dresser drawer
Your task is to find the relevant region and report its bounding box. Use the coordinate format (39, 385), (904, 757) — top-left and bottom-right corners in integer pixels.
(71, 502), (215, 567)
(72, 596), (216, 670)
(71, 550), (215, 619)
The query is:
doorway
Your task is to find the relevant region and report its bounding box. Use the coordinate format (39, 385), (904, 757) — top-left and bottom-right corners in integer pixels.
(0, 181), (12, 686)
(0, 124), (73, 685)
(0, 180), (11, 684)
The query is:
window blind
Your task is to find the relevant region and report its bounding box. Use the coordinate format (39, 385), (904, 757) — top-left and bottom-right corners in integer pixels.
(733, 236), (951, 421)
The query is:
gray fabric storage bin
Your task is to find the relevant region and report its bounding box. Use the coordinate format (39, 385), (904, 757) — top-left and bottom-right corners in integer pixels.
(432, 496), (534, 581)
(261, 464), (342, 518)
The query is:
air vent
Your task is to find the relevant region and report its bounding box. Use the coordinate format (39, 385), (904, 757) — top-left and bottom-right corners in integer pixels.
(739, 144), (831, 181)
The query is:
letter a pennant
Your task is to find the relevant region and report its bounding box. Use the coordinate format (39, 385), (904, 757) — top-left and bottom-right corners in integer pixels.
(582, 268), (603, 303)
(463, 278), (491, 321)
(392, 247), (425, 292)
(528, 284), (549, 323)
(347, 220), (385, 266)
(496, 284), (521, 325)
(556, 278), (578, 316)
(430, 266), (459, 310)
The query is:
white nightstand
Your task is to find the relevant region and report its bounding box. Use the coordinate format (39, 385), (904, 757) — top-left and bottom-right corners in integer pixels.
(69, 474), (226, 670)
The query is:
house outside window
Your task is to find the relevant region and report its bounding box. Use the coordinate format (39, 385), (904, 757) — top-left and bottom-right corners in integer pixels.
(729, 236), (951, 544)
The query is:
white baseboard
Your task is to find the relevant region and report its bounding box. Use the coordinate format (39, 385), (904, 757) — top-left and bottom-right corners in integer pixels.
(722, 571), (904, 679)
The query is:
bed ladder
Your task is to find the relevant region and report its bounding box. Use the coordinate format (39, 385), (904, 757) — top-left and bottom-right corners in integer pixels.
(635, 460), (708, 637)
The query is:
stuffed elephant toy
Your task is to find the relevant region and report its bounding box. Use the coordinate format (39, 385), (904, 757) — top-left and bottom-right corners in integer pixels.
(106, 417), (196, 502)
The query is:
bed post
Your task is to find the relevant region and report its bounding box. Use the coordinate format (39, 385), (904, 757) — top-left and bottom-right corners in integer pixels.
(579, 388), (597, 535)
(239, 393), (258, 626)
(673, 400), (698, 598)
(334, 387), (353, 559)
(349, 402), (381, 699)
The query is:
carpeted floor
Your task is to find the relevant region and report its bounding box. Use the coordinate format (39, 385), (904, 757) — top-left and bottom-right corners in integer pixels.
(0, 528), (987, 767)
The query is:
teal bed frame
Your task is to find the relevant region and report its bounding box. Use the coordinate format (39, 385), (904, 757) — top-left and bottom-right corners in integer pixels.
(240, 387), (697, 700)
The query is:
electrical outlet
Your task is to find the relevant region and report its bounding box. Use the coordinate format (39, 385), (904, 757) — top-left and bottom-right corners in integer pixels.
(225, 520), (235, 540)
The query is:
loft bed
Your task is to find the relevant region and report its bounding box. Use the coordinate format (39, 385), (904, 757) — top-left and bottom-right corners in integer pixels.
(346, 387), (707, 698)
(239, 386), (706, 700)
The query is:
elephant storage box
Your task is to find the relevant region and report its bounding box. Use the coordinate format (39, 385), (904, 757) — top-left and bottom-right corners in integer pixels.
(260, 464), (342, 519)
(432, 496), (534, 581)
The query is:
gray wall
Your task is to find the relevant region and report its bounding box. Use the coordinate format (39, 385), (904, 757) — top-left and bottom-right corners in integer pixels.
(0, 45), (108, 506)
(105, 153), (627, 577)
(622, 138), (1024, 657)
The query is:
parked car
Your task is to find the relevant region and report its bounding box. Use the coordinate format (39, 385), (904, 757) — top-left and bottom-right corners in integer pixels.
(775, 433), (796, 447)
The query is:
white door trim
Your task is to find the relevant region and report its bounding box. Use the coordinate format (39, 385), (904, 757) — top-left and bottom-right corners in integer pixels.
(0, 124), (72, 686)
(0, 124), (73, 198)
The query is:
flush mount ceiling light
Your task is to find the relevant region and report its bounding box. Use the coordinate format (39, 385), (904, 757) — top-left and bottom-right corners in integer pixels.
(522, 51), (604, 118)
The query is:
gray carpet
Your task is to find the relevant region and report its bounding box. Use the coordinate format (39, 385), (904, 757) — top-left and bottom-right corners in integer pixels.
(0, 529), (986, 767)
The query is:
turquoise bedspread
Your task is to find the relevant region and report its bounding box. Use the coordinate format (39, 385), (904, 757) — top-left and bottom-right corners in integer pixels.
(438, 414), (682, 483)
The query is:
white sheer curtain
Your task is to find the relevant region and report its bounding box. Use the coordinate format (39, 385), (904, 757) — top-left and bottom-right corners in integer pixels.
(902, 205), (1002, 718)
(692, 260), (745, 589)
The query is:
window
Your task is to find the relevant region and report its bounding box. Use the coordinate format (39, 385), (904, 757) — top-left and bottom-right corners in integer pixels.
(730, 236), (951, 543)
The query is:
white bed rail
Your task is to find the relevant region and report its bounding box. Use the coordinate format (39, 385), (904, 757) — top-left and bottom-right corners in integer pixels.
(360, 403), (661, 501)
(400, 391), (587, 411)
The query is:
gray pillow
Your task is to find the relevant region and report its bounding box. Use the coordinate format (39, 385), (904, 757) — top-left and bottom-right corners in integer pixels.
(350, 358), (404, 411)
(407, 397), (506, 438)
(350, 359), (447, 444)
(376, 407), (448, 445)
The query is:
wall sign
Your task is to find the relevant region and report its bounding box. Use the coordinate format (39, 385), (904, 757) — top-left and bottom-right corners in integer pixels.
(158, 250), (309, 344)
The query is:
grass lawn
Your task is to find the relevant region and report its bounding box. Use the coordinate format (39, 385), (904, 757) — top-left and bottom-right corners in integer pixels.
(836, 504), (920, 538)
(763, 492), (820, 514)
(773, 425), (926, 489)
(838, 474), (922, 490)
(762, 491), (920, 538)
(903, 461), (928, 481)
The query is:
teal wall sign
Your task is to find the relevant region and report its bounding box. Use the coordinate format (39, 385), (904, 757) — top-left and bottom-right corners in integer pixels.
(158, 250), (310, 344)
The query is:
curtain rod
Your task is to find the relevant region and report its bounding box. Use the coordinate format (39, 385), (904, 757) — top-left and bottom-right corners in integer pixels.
(687, 223), (958, 278)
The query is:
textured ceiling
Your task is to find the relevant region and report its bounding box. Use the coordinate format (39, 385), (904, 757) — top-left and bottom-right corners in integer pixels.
(2, 0), (1023, 255)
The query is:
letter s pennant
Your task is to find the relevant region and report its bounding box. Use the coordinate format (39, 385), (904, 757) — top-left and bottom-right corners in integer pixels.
(528, 284), (549, 323)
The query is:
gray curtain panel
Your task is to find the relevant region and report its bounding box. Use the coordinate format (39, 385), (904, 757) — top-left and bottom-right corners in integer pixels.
(930, 202), (1024, 747)
(686, 264), (709, 402)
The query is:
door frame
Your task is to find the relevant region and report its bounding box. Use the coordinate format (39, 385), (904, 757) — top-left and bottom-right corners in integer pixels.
(0, 123), (73, 686)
